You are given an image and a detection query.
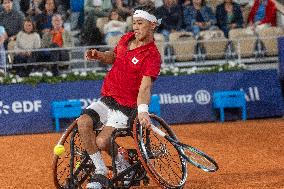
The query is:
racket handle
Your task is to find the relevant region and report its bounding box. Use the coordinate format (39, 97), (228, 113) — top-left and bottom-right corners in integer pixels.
(150, 124), (166, 137)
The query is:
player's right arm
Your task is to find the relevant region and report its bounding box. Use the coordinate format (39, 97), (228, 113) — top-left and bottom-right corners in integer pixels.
(85, 49), (116, 65)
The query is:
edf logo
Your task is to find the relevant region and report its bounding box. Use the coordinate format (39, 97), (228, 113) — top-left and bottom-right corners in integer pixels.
(0, 100), (42, 115)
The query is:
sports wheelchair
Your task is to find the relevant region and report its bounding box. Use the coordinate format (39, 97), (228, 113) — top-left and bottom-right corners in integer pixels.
(52, 113), (218, 189)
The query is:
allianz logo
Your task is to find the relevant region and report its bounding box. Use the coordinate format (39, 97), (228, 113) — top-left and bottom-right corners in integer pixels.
(158, 87), (260, 105)
(0, 100), (42, 115)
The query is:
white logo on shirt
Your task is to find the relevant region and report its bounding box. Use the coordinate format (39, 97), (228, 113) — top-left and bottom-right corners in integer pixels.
(132, 57), (139, 64)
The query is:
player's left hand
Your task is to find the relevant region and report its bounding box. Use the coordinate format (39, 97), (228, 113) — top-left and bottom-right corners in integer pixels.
(138, 112), (151, 129)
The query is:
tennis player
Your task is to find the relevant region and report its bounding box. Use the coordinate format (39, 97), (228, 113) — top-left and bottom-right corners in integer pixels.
(77, 3), (162, 189)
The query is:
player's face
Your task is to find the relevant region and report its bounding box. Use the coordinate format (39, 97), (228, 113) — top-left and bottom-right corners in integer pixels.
(132, 17), (155, 41)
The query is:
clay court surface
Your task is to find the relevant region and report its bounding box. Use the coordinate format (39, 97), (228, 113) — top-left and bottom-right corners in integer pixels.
(0, 118), (283, 189)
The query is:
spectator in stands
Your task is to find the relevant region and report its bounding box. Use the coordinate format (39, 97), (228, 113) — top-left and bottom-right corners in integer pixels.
(23, 0), (43, 18)
(114, 0), (138, 19)
(69, 0), (84, 30)
(84, 0), (112, 21)
(14, 17), (41, 77)
(54, 0), (70, 20)
(216, 0), (244, 38)
(271, 0), (284, 14)
(154, 0), (164, 7)
(182, 0), (191, 7)
(34, 0), (58, 36)
(0, 25), (7, 73)
(183, 0), (217, 37)
(103, 8), (127, 44)
(247, 0), (276, 31)
(0, 0), (24, 48)
(40, 14), (73, 76)
(81, 0), (112, 45)
(12, 0), (20, 11)
(155, 0), (183, 41)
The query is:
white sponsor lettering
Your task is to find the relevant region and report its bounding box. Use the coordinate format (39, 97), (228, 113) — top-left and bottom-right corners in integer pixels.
(11, 100), (42, 113)
(240, 86), (260, 102)
(70, 98), (98, 109)
(159, 93), (193, 104)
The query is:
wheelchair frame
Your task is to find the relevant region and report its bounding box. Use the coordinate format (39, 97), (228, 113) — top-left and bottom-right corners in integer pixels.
(52, 120), (150, 189)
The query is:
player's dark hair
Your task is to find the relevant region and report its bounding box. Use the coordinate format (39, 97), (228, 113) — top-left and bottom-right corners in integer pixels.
(134, 1), (155, 15)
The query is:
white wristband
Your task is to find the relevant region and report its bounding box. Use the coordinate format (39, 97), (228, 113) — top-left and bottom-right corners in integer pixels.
(138, 104), (149, 114)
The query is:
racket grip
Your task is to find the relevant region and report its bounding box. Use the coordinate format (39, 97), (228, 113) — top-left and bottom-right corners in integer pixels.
(150, 124), (166, 137)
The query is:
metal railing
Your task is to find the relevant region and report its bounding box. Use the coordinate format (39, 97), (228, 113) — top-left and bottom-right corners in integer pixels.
(0, 35), (281, 76)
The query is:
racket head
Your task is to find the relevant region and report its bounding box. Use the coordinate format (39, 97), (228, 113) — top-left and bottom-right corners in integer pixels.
(180, 144), (219, 172)
(133, 114), (187, 189)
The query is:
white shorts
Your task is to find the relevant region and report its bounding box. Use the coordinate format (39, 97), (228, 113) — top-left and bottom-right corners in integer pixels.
(85, 98), (133, 129)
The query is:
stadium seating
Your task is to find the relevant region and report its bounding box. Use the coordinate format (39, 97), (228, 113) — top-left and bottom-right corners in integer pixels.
(169, 32), (196, 62)
(258, 27), (284, 56)
(200, 30), (228, 59)
(229, 28), (257, 58)
(154, 33), (165, 61)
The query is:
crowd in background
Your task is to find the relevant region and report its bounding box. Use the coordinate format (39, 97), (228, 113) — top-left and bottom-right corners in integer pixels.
(0, 0), (282, 76)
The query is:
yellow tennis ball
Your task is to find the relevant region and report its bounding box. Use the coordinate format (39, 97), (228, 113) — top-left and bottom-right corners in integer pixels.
(75, 161), (81, 169)
(54, 144), (65, 156)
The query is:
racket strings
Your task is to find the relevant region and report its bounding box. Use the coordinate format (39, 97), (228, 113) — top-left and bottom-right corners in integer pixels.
(183, 147), (217, 171)
(145, 128), (184, 184)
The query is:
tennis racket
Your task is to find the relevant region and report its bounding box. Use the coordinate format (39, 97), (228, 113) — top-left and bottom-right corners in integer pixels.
(149, 124), (219, 172)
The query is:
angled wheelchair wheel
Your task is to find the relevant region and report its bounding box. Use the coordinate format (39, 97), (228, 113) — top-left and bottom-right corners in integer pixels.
(52, 120), (93, 189)
(133, 114), (188, 189)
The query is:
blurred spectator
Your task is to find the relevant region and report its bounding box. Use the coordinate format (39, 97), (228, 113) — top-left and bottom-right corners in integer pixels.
(54, 0), (70, 20)
(182, 0), (191, 7)
(183, 0), (217, 37)
(154, 0), (163, 7)
(23, 0), (43, 18)
(69, 0), (84, 30)
(155, 0), (183, 41)
(216, 0), (244, 38)
(14, 17), (41, 77)
(103, 8), (127, 44)
(0, 25), (8, 73)
(12, 0), (20, 11)
(80, 0), (112, 45)
(40, 14), (74, 75)
(34, 0), (58, 36)
(0, 0), (24, 48)
(233, 0), (254, 6)
(271, 0), (284, 14)
(114, 0), (134, 19)
(247, 0), (276, 31)
(84, 0), (112, 19)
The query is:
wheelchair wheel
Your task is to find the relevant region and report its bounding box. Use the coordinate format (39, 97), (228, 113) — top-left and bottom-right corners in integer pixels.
(52, 121), (93, 189)
(133, 114), (187, 189)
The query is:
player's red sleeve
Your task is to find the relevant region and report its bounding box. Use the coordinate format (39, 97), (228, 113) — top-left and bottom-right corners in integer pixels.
(142, 50), (161, 81)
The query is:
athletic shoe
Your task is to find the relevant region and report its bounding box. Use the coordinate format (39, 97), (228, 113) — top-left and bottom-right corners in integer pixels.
(86, 174), (110, 189)
(115, 157), (135, 186)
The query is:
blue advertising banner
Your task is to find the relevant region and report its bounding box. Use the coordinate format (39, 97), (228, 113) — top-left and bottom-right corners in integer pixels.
(0, 69), (283, 135)
(278, 36), (284, 80)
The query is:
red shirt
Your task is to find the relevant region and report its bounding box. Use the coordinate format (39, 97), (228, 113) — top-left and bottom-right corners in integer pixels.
(101, 32), (161, 108)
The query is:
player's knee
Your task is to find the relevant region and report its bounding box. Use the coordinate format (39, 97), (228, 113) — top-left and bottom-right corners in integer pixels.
(96, 135), (111, 151)
(77, 114), (93, 132)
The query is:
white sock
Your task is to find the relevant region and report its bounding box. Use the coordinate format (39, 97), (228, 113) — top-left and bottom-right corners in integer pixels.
(90, 152), (108, 176)
(115, 153), (130, 173)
